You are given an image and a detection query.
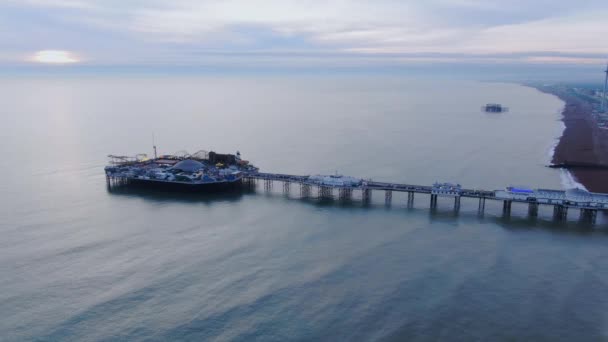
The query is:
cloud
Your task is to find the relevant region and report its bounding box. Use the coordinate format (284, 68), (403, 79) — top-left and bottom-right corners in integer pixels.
(2, 0), (607, 70)
(339, 11), (608, 56)
(8, 0), (97, 9)
(127, 1), (426, 43)
(463, 13), (608, 54)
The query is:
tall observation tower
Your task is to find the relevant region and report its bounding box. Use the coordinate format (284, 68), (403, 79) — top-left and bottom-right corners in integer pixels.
(603, 62), (608, 113)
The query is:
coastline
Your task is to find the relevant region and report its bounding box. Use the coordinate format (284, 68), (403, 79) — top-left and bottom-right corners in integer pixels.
(534, 85), (608, 193)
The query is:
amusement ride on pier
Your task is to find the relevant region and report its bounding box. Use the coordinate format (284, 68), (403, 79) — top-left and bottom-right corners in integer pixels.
(105, 148), (608, 225)
(105, 150), (257, 191)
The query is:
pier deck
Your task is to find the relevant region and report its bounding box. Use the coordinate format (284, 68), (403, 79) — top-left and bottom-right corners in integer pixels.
(105, 162), (608, 225)
(243, 172), (608, 224)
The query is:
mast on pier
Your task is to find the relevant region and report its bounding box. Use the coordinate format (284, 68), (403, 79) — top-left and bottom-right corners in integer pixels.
(152, 133), (158, 159)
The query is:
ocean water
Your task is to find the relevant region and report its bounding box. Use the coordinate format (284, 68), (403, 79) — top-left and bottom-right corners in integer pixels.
(1, 75), (608, 341)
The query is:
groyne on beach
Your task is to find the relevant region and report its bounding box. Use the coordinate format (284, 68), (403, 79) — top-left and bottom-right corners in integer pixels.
(536, 85), (608, 192)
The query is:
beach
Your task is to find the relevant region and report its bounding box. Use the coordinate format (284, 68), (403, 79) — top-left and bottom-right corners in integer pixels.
(537, 85), (608, 192)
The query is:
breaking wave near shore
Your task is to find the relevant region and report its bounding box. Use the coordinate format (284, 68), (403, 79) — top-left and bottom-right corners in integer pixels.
(547, 104), (587, 191)
(559, 169), (587, 191)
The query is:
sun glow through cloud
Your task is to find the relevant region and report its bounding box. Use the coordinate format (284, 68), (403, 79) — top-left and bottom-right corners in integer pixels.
(30, 50), (79, 64)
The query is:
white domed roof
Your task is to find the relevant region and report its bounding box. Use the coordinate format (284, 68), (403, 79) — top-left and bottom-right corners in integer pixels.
(172, 159), (204, 172)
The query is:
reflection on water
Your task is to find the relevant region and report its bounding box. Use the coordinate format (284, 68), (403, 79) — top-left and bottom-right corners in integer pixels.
(111, 180), (608, 236)
(106, 183), (251, 204)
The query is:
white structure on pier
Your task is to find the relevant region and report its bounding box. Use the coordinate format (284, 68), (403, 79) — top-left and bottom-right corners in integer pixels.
(431, 182), (462, 196)
(495, 186), (608, 209)
(308, 174), (362, 187)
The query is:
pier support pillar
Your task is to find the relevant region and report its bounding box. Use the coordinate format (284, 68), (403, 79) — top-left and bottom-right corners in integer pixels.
(385, 190), (392, 206)
(244, 177), (256, 190)
(580, 209), (598, 224)
(300, 183), (311, 198)
(347, 188), (352, 201)
(318, 186), (333, 199)
(108, 176), (131, 188)
(326, 186), (334, 199)
(430, 194), (438, 209)
(502, 200), (512, 217)
(283, 181), (290, 194)
(454, 196), (461, 212)
(264, 179), (272, 191)
(407, 192), (415, 208)
(362, 188), (371, 205)
(553, 205), (559, 219)
(478, 197), (486, 214)
(528, 202), (539, 217)
(553, 205), (567, 221)
(339, 188), (352, 202)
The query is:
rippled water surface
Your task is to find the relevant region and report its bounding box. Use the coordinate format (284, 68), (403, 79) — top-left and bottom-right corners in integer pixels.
(1, 76), (608, 341)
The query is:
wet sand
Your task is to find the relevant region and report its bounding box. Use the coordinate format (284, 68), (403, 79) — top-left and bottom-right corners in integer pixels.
(537, 86), (608, 192)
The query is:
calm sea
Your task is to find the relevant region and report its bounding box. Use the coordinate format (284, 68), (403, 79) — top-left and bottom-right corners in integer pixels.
(1, 75), (607, 341)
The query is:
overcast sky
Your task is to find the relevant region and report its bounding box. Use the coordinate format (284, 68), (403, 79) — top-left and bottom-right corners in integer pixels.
(2, 0), (608, 78)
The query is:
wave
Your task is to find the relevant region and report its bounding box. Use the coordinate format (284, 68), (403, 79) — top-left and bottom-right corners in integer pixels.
(546, 103), (587, 190)
(547, 120), (566, 164)
(559, 169), (587, 191)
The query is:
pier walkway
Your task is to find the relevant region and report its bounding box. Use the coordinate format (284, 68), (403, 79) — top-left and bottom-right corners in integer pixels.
(245, 172), (608, 224)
